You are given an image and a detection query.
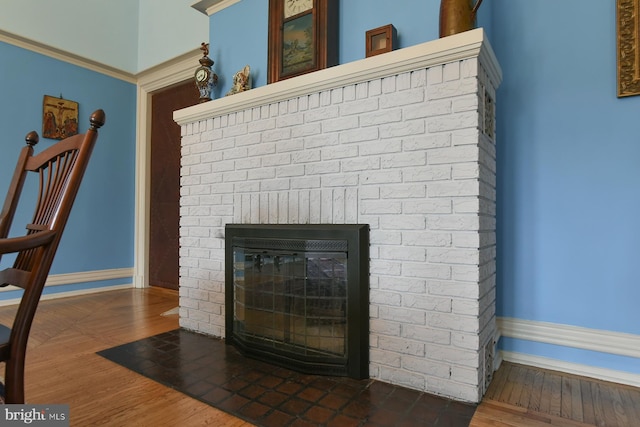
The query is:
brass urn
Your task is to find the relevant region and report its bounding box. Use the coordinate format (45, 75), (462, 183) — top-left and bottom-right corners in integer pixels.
(439, 0), (484, 38)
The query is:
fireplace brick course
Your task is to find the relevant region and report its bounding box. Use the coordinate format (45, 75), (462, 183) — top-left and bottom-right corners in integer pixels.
(176, 31), (501, 403)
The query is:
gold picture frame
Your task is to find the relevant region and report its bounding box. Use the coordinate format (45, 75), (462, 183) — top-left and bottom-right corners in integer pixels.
(617, 0), (640, 97)
(42, 95), (79, 139)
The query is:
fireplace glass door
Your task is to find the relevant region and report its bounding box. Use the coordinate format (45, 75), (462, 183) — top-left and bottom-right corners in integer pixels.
(225, 224), (369, 379)
(233, 246), (347, 359)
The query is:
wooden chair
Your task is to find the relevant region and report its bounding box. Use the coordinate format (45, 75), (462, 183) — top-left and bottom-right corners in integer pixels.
(0, 109), (105, 403)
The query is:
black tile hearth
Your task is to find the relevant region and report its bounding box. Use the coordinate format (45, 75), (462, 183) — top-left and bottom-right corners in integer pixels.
(97, 329), (476, 426)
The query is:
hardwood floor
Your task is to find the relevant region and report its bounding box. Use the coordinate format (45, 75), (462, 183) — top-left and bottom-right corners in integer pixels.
(0, 288), (250, 426)
(472, 362), (640, 427)
(0, 287), (638, 426)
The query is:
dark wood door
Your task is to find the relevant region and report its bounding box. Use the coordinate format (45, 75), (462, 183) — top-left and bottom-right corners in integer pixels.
(149, 81), (199, 290)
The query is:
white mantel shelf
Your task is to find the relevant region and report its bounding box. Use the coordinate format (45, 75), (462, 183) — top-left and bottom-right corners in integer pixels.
(173, 28), (501, 126)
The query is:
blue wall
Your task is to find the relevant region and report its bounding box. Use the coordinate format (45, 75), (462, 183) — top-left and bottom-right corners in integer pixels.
(210, 0), (440, 95)
(0, 42), (136, 295)
(210, 0), (269, 96)
(207, 0), (640, 376)
(491, 0), (640, 373)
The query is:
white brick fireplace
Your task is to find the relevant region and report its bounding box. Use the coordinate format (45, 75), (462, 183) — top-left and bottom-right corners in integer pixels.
(174, 28), (501, 403)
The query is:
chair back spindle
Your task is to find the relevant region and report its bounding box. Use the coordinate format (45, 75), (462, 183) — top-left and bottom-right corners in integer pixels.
(0, 109), (105, 403)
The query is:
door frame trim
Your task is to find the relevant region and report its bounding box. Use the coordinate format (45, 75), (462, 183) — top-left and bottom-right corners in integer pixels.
(134, 49), (201, 288)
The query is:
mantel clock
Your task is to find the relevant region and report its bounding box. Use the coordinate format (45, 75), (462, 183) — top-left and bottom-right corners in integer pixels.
(194, 43), (218, 103)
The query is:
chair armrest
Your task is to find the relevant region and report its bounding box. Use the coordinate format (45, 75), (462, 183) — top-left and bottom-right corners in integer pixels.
(0, 230), (57, 255)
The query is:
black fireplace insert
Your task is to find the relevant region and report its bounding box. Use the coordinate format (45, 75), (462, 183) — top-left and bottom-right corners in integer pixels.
(225, 224), (369, 379)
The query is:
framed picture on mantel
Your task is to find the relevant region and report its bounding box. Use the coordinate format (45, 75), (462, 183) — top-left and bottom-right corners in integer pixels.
(267, 0), (338, 83)
(617, 0), (640, 97)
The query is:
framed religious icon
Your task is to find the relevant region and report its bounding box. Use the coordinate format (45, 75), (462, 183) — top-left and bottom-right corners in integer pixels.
(42, 95), (79, 139)
(617, 0), (640, 97)
(268, 0), (338, 83)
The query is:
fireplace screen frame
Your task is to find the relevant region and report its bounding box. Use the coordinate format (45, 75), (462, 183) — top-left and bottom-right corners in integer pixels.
(225, 224), (369, 379)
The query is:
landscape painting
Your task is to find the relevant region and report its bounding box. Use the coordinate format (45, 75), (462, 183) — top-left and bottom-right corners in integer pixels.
(282, 13), (315, 76)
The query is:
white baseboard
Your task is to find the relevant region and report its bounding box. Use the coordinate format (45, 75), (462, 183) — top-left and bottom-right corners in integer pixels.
(498, 317), (640, 358)
(0, 267), (133, 290)
(0, 267), (134, 306)
(501, 350), (640, 388)
(45, 267), (134, 287)
(0, 283), (132, 307)
(498, 317), (640, 388)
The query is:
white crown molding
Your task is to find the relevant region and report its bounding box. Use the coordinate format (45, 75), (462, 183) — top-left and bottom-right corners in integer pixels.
(174, 28), (499, 126)
(501, 350), (640, 389)
(136, 48), (202, 92)
(191, 0), (241, 16)
(498, 317), (640, 359)
(0, 29), (136, 83)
